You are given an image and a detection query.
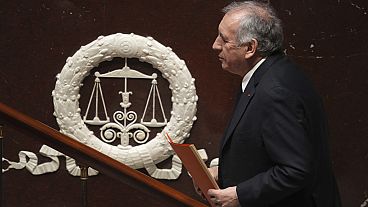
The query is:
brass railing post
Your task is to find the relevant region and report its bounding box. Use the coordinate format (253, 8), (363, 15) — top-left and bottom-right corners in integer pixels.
(80, 165), (88, 207)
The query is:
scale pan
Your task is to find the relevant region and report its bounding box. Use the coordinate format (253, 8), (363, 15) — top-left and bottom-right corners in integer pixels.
(141, 119), (167, 128)
(84, 117), (110, 126)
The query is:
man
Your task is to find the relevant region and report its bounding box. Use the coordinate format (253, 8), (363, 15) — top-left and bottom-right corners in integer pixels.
(204, 1), (341, 207)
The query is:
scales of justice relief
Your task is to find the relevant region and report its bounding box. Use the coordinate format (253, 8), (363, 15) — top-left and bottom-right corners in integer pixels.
(83, 58), (168, 148)
(2, 33), (213, 180)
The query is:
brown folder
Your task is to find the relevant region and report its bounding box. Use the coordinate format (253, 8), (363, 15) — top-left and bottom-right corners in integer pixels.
(166, 133), (219, 207)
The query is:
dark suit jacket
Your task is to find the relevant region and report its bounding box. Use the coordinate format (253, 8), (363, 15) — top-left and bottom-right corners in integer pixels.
(218, 53), (341, 207)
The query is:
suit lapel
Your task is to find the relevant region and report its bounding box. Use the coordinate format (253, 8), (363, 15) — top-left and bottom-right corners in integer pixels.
(220, 54), (284, 153)
(220, 79), (255, 152)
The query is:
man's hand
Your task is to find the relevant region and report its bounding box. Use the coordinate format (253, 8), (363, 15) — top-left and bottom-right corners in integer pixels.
(207, 186), (240, 207)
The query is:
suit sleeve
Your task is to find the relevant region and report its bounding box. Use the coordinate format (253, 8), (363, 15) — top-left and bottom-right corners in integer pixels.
(236, 86), (314, 206)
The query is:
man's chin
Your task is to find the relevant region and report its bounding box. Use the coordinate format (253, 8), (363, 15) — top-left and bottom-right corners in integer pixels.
(221, 64), (232, 73)
(221, 66), (240, 76)
(221, 63), (228, 70)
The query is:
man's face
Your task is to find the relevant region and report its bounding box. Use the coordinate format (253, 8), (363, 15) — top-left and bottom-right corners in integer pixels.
(212, 12), (248, 77)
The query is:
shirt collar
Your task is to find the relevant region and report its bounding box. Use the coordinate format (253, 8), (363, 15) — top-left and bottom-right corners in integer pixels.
(241, 58), (266, 92)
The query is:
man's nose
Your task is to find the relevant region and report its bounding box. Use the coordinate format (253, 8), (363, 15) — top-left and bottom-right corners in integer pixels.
(212, 37), (222, 51)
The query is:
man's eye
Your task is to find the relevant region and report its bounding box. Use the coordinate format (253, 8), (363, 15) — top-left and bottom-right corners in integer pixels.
(218, 34), (227, 43)
(220, 37), (228, 43)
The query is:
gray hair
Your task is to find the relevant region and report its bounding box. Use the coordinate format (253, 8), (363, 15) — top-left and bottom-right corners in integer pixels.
(223, 1), (284, 56)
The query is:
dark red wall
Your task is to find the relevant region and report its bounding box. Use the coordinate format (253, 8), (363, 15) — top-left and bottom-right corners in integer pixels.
(1, 0), (367, 206)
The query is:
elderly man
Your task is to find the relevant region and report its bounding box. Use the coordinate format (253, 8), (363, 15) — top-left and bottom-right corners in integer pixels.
(205, 1), (341, 207)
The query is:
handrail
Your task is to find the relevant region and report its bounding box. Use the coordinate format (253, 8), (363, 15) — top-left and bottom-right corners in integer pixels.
(0, 102), (207, 207)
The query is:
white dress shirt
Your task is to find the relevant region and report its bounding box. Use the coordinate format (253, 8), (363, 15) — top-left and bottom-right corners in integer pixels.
(241, 58), (266, 92)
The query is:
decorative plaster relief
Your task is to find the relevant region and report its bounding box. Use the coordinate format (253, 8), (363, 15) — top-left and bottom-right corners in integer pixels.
(51, 33), (199, 179)
(2, 33), (207, 180)
(2, 145), (98, 176)
(361, 198), (368, 207)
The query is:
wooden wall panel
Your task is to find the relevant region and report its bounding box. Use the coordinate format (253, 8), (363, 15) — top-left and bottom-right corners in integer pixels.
(1, 0), (367, 206)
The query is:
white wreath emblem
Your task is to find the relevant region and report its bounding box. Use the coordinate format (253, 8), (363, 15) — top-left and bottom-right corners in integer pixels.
(52, 33), (198, 179)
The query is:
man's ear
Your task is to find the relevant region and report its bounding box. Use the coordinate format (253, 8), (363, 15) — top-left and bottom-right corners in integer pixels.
(244, 38), (258, 59)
